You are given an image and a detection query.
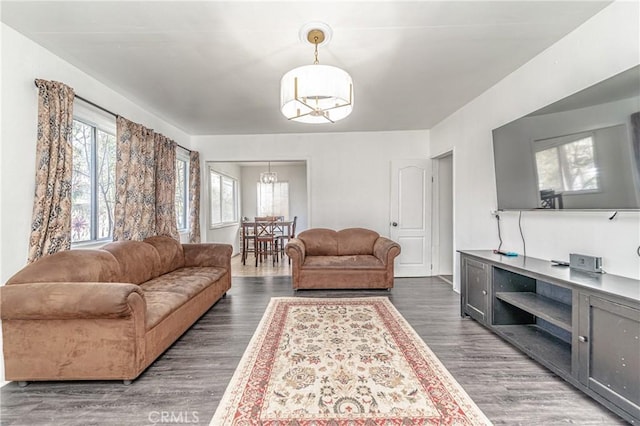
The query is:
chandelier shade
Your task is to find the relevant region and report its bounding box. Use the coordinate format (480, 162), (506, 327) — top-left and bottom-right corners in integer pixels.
(280, 23), (353, 124)
(280, 64), (353, 124)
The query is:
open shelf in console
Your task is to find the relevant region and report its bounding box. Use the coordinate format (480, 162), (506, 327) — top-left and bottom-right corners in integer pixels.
(492, 324), (572, 375)
(495, 292), (571, 332)
(491, 267), (573, 376)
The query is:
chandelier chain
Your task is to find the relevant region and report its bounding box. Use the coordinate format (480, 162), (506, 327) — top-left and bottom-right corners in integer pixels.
(313, 36), (319, 64)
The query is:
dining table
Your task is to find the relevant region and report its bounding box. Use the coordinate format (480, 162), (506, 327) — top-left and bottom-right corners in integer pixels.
(241, 219), (294, 266)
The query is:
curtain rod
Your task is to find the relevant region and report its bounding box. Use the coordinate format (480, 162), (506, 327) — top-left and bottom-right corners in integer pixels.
(34, 80), (191, 153)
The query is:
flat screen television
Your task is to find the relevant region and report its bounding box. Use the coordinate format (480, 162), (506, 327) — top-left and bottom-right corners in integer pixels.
(492, 65), (640, 211)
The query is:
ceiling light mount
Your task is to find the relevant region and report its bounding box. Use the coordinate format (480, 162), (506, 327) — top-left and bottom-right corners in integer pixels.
(306, 29), (325, 45)
(298, 22), (332, 47)
(281, 22), (353, 124)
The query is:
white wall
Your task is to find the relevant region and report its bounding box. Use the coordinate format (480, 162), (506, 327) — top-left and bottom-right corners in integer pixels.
(192, 130), (430, 239)
(0, 24), (192, 382)
(430, 1), (640, 290)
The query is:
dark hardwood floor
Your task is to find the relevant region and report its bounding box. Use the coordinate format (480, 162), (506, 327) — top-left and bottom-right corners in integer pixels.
(0, 277), (627, 425)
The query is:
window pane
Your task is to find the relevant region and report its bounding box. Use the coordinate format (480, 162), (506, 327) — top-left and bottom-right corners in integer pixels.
(559, 137), (598, 191)
(273, 182), (289, 219)
(210, 171), (221, 224)
(175, 159), (187, 229)
(257, 182), (289, 218)
(71, 121), (93, 242)
(535, 147), (562, 191)
(209, 170), (238, 226)
(257, 183), (272, 216)
(96, 130), (116, 239)
(536, 136), (599, 194)
(221, 177), (236, 222)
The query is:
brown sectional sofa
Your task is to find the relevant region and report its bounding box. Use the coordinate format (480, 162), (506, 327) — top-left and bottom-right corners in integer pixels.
(285, 228), (401, 290)
(0, 236), (232, 384)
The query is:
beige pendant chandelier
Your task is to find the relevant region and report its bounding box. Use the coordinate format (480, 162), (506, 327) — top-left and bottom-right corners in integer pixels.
(280, 22), (354, 124)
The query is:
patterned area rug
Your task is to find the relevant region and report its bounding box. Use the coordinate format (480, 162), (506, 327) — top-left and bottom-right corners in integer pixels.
(211, 297), (492, 425)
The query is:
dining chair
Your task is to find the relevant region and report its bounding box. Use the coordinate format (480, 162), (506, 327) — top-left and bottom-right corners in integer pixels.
(276, 216), (297, 263)
(254, 218), (277, 266)
(240, 218), (256, 265)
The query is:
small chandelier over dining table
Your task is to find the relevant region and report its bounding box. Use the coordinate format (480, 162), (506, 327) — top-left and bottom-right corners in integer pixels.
(280, 22), (353, 124)
(260, 161), (278, 184)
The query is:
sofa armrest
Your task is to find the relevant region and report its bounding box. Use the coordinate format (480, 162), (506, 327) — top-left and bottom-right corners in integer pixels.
(0, 282), (144, 320)
(285, 238), (306, 265)
(373, 237), (401, 265)
(182, 243), (233, 269)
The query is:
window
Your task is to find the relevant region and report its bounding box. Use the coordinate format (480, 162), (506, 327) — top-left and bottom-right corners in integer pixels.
(175, 151), (189, 230)
(209, 168), (238, 226)
(72, 103), (190, 242)
(71, 116), (116, 243)
(534, 134), (599, 193)
(257, 182), (289, 218)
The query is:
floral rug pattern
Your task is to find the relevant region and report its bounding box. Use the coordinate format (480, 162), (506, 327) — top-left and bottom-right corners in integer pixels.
(211, 297), (492, 425)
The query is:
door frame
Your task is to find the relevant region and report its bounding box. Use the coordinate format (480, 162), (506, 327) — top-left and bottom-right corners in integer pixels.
(431, 150), (455, 281)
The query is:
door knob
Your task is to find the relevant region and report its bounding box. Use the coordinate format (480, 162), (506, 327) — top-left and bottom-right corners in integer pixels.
(391, 222), (398, 227)
(578, 335), (588, 343)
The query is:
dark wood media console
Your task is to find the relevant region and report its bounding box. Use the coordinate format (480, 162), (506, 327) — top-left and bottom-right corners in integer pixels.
(460, 250), (640, 424)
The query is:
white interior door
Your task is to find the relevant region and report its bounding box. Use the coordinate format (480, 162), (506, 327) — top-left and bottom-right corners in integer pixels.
(390, 159), (432, 277)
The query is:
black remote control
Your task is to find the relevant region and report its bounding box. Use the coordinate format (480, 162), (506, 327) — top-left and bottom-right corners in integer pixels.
(551, 260), (570, 266)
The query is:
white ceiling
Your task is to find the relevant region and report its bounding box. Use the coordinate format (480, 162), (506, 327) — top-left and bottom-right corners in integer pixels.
(1, 1), (612, 135)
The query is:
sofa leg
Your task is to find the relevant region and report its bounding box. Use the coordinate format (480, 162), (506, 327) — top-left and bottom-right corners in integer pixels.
(123, 380), (132, 386)
(222, 292), (227, 298)
(17, 381), (28, 388)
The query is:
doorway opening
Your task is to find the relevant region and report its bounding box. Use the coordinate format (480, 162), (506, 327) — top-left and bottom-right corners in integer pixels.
(206, 160), (309, 278)
(431, 151), (454, 285)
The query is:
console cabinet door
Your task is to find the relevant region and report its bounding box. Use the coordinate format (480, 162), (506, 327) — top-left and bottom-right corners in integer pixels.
(461, 256), (490, 324)
(577, 293), (640, 421)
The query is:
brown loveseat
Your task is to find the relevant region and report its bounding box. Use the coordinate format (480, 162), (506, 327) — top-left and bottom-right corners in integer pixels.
(0, 236), (231, 385)
(285, 228), (401, 290)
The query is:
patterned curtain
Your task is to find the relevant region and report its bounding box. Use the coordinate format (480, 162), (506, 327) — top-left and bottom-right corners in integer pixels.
(155, 133), (179, 240)
(28, 80), (75, 263)
(188, 151), (201, 243)
(113, 117), (156, 241)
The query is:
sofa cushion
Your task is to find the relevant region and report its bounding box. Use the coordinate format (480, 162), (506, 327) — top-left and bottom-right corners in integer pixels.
(140, 267), (226, 298)
(6, 250), (122, 284)
(298, 228), (338, 256)
(102, 240), (162, 284)
(303, 255), (384, 269)
(143, 236), (185, 275)
(336, 228), (379, 255)
(141, 291), (190, 330)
